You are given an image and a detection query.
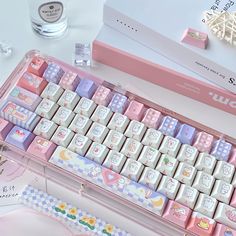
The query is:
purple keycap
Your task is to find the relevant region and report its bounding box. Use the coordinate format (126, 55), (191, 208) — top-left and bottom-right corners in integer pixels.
(158, 116), (179, 137)
(0, 118), (13, 140)
(5, 126), (35, 150)
(175, 124), (196, 145)
(43, 63), (64, 84)
(210, 139), (232, 161)
(108, 93), (128, 113)
(75, 78), (97, 98)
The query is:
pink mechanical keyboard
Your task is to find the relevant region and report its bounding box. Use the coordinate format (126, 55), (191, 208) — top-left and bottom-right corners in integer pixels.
(1, 51), (236, 236)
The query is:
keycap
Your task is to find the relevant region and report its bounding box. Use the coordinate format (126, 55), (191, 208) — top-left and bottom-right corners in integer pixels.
(74, 97), (96, 117)
(195, 152), (216, 174)
(159, 136), (181, 157)
(0, 101), (40, 131)
(52, 107), (75, 127)
(187, 212), (216, 236)
(124, 100), (145, 121)
(0, 118), (13, 140)
(5, 126), (35, 150)
(120, 138), (143, 160)
(141, 128), (163, 149)
(68, 133), (91, 156)
(91, 105), (113, 125)
(211, 180), (233, 204)
(214, 202), (236, 229)
(107, 113), (129, 133)
(59, 71), (80, 91)
(18, 72), (47, 95)
(27, 57), (48, 77)
(68, 114), (92, 135)
(214, 161), (234, 183)
(156, 154), (178, 177)
(87, 122), (109, 143)
(177, 144), (198, 165)
(138, 146), (161, 168)
(231, 189), (236, 208)
(192, 171), (215, 195)
(108, 93), (128, 113)
(125, 120), (146, 141)
(232, 174), (236, 188)
(214, 224), (236, 236)
(51, 126), (74, 147)
(139, 167), (162, 190)
(193, 131), (214, 153)
(194, 193), (218, 218)
(158, 176), (180, 199)
(175, 124), (196, 145)
(43, 63), (64, 84)
(103, 150), (127, 173)
(141, 108), (162, 129)
(121, 158), (144, 182)
(103, 130), (126, 151)
(75, 78), (97, 99)
(41, 82), (64, 102)
(211, 139), (232, 161)
(27, 136), (56, 161)
(86, 142), (109, 164)
(92, 85), (112, 106)
(158, 116), (179, 137)
(34, 118), (58, 139)
(35, 98), (59, 119)
(58, 90), (80, 110)
(8, 86), (42, 111)
(176, 184), (199, 209)
(163, 200), (192, 228)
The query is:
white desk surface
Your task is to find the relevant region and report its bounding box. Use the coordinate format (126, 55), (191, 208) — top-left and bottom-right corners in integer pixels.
(0, 0), (235, 235)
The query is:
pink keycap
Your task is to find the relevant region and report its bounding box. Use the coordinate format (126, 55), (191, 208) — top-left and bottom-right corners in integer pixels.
(163, 200), (192, 228)
(18, 72), (47, 95)
(92, 85), (112, 106)
(27, 136), (56, 161)
(27, 57), (48, 77)
(141, 108), (162, 128)
(214, 223), (236, 236)
(193, 132), (214, 153)
(230, 189), (236, 208)
(124, 101), (145, 121)
(229, 148), (236, 167)
(59, 71), (80, 91)
(0, 118), (13, 140)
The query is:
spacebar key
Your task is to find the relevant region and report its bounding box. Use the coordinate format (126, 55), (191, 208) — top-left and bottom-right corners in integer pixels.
(49, 146), (168, 216)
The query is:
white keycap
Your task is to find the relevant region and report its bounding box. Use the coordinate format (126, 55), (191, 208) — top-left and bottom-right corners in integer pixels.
(103, 150), (126, 173)
(121, 158), (144, 182)
(74, 97), (96, 117)
(192, 171), (215, 195)
(107, 113), (129, 133)
(87, 122), (109, 143)
(138, 146), (161, 168)
(156, 154), (178, 177)
(51, 126), (74, 147)
(174, 162), (197, 186)
(177, 144), (198, 165)
(86, 142), (109, 164)
(35, 98), (59, 119)
(91, 105), (113, 125)
(125, 120), (146, 141)
(232, 173), (236, 188)
(41, 82), (64, 102)
(159, 136), (181, 157)
(58, 89), (80, 110)
(195, 153), (216, 174)
(68, 114), (92, 135)
(175, 184), (199, 209)
(141, 128), (163, 149)
(214, 202), (236, 229)
(34, 118), (58, 139)
(52, 107), (75, 127)
(121, 138), (143, 160)
(213, 161), (235, 183)
(158, 176), (180, 199)
(211, 179), (233, 204)
(139, 167), (162, 190)
(68, 133), (92, 156)
(194, 193), (218, 218)
(103, 130), (126, 151)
